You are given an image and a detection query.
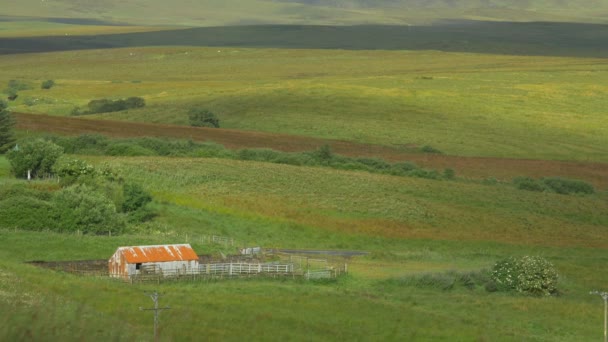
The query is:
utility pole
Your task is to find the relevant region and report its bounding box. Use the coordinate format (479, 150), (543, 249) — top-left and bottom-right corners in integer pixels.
(590, 290), (608, 342)
(140, 291), (170, 342)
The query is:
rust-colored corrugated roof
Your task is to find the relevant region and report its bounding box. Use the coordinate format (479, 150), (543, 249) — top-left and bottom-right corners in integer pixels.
(115, 244), (199, 263)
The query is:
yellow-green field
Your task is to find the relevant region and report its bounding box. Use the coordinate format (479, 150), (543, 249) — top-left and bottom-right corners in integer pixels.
(2, 46), (608, 161)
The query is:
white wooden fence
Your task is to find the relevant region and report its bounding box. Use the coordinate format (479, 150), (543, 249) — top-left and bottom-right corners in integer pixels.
(199, 262), (294, 276)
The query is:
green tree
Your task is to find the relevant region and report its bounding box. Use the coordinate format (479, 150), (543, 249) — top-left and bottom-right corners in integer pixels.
(53, 184), (125, 234)
(188, 108), (220, 128)
(122, 182), (152, 212)
(6, 139), (64, 179)
(0, 100), (15, 153)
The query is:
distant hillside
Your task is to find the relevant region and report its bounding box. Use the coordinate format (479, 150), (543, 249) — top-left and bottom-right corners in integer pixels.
(277, 0), (601, 9)
(3, 0), (608, 26)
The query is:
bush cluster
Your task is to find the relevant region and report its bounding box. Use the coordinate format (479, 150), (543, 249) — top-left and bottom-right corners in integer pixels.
(237, 146), (453, 179)
(513, 176), (594, 195)
(47, 134), (457, 181)
(4, 80), (32, 100)
(2, 138), (156, 234)
(6, 139), (64, 179)
(188, 108), (220, 128)
(73, 97), (145, 115)
(489, 256), (559, 296)
(41, 80), (55, 90)
(0, 184), (127, 235)
(0, 100), (15, 152)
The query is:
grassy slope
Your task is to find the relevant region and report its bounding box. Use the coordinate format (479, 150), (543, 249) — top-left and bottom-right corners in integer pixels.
(14, 113), (608, 189)
(102, 156), (608, 248)
(1, 6), (607, 339)
(3, 0), (608, 25)
(1, 155), (607, 340)
(2, 47), (607, 161)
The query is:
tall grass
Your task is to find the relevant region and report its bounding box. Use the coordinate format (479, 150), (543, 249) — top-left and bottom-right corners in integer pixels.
(94, 156), (608, 248)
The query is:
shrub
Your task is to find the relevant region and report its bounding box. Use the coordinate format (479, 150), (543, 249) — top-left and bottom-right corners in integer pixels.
(52, 157), (96, 186)
(513, 176), (595, 195)
(408, 168), (441, 180)
(53, 184), (125, 235)
(5, 80), (30, 100)
(70, 106), (84, 116)
(122, 183), (152, 213)
(513, 177), (546, 192)
(388, 161), (418, 175)
(7, 80), (32, 91)
(6, 139), (64, 179)
(490, 256), (558, 296)
(124, 96), (145, 109)
(356, 157), (392, 171)
(238, 148), (281, 162)
(542, 177), (594, 195)
(420, 145), (442, 154)
(312, 144), (333, 163)
(0, 184), (52, 201)
(106, 143), (155, 156)
(53, 157), (95, 178)
(50, 134), (109, 154)
(85, 97), (145, 114)
(0, 100), (15, 153)
(443, 168), (455, 180)
(5, 88), (18, 101)
(188, 108), (219, 128)
(41, 80), (55, 90)
(0, 195), (57, 230)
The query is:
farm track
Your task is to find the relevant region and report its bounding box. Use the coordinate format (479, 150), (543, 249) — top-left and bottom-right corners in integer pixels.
(16, 112), (608, 189)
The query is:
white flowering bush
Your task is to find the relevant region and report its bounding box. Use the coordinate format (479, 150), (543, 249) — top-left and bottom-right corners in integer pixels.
(490, 256), (558, 296)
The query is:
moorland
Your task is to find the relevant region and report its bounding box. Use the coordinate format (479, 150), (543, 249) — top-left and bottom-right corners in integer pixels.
(1, 1), (607, 341)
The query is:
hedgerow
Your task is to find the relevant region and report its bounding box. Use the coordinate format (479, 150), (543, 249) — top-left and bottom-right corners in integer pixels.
(513, 176), (594, 195)
(48, 134), (457, 181)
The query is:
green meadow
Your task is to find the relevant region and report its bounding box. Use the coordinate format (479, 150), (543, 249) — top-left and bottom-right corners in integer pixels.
(1, 155), (608, 340)
(2, 46), (608, 161)
(1, 4), (608, 340)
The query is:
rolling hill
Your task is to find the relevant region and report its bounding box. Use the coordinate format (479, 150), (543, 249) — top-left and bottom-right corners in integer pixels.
(2, 0), (608, 26)
(1, 1), (608, 340)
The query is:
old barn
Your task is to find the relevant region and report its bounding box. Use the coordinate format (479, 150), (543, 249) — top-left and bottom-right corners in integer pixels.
(108, 244), (199, 279)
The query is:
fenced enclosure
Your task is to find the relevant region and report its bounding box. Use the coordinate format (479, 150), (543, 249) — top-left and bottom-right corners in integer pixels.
(28, 257), (348, 284)
(124, 260), (347, 283)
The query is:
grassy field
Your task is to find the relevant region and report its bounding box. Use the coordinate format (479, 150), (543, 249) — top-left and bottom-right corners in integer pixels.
(1, 154), (608, 340)
(1, 6), (608, 339)
(13, 113), (608, 189)
(2, 46), (608, 161)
